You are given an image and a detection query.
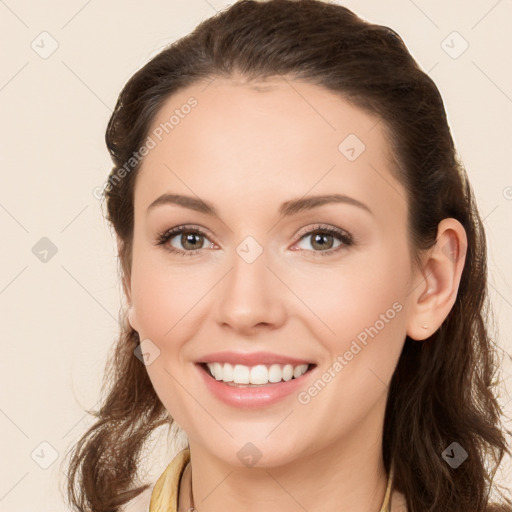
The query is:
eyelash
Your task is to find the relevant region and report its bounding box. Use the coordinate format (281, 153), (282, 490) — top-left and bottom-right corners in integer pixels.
(155, 224), (354, 258)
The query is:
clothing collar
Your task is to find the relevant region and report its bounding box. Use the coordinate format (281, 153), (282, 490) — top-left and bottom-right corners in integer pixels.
(149, 448), (394, 511)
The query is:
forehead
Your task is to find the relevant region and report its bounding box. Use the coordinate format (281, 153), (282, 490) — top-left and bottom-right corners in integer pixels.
(134, 77), (406, 221)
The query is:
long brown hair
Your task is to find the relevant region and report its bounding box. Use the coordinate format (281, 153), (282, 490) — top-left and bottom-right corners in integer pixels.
(65, 1), (512, 510)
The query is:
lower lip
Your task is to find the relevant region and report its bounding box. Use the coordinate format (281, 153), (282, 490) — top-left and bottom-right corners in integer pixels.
(196, 363), (316, 409)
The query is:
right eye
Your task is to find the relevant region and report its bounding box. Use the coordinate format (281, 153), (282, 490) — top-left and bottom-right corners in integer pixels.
(156, 225), (217, 256)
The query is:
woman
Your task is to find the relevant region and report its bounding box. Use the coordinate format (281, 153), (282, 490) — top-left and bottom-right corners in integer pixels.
(65, 1), (512, 510)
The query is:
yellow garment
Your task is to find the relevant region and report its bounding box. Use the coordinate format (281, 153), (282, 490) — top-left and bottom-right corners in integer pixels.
(149, 447), (191, 512)
(149, 447), (395, 511)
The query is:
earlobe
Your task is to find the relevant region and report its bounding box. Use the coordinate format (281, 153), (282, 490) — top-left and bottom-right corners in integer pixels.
(406, 218), (467, 341)
(122, 275), (132, 306)
(127, 304), (139, 332)
(117, 235), (137, 330)
(117, 235), (134, 307)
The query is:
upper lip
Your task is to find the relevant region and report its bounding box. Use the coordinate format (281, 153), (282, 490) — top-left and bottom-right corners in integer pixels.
(196, 351), (315, 367)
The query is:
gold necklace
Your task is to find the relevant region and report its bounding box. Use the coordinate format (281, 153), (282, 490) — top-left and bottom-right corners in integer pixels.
(186, 461), (394, 511)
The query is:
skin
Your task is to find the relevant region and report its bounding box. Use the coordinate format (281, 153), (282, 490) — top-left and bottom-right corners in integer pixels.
(124, 76), (467, 512)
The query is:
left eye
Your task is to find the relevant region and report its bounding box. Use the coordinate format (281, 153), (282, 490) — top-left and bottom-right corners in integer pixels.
(295, 230), (345, 252)
(163, 229), (214, 252)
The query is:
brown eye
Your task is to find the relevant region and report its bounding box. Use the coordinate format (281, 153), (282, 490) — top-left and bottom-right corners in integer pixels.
(309, 231), (336, 251)
(293, 225), (352, 256)
(156, 226), (216, 256)
(178, 232), (206, 251)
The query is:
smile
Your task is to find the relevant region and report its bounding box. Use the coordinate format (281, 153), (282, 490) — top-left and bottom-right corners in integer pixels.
(204, 362), (311, 385)
(196, 361), (317, 408)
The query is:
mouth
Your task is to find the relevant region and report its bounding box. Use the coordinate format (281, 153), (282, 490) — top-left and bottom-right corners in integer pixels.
(197, 362), (317, 387)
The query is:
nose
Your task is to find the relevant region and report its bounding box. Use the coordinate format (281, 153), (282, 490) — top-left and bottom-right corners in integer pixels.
(213, 246), (287, 335)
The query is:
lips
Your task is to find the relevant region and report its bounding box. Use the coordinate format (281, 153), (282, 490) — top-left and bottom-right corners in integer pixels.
(196, 350), (315, 367)
(194, 352), (318, 408)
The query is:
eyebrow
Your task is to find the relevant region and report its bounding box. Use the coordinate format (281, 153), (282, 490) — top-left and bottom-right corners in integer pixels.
(146, 193), (372, 217)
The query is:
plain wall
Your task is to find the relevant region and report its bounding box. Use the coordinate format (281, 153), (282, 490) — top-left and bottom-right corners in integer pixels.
(0, 0), (510, 510)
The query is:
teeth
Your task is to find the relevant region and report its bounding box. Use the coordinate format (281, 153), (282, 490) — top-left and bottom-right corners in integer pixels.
(233, 364), (250, 384)
(250, 364), (268, 385)
(205, 362), (310, 385)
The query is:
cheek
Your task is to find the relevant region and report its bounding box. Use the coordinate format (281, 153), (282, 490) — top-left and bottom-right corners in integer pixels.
(294, 248), (410, 398)
(331, 271), (407, 348)
(133, 282), (175, 335)
(291, 253), (408, 343)
(129, 252), (207, 341)
(296, 261), (408, 433)
(129, 255), (202, 422)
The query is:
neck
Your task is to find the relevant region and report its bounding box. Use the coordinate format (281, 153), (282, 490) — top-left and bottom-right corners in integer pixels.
(178, 402), (390, 512)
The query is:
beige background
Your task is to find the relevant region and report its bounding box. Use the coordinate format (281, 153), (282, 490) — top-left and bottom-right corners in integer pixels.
(0, 0), (511, 510)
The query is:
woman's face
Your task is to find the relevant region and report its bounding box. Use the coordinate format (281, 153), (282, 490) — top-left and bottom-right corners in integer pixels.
(127, 77), (422, 467)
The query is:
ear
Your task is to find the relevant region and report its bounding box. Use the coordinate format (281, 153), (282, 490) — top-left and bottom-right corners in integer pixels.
(117, 236), (132, 305)
(116, 236), (139, 332)
(127, 304), (139, 333)
(406, 218), (467, 341)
